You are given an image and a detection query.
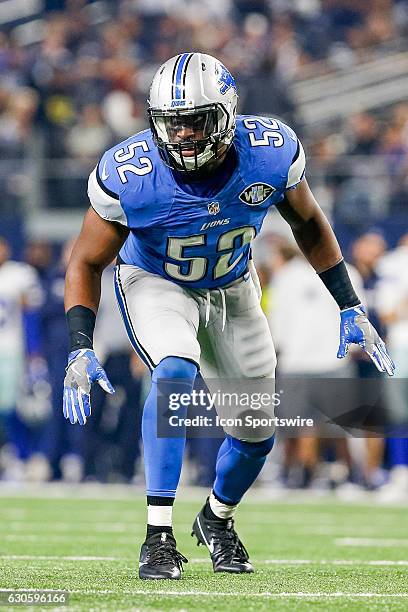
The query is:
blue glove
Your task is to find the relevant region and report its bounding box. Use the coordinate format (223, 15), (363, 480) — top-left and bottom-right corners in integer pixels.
(337, 305), (395, 376)
(63, 349), (114, 425)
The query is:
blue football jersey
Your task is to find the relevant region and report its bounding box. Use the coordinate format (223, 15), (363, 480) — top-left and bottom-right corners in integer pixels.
(88, 115), (305, 289)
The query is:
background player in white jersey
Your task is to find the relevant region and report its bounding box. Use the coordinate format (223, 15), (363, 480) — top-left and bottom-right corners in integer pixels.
(268, 249), (365, 488)
(62, 53), (394, 580)
(0, 237), (43, 472)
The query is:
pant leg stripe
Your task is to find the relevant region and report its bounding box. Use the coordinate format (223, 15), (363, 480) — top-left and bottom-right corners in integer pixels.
(114, 267), (155, 370)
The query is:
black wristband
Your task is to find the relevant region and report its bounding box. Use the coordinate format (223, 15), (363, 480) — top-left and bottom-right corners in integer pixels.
(318, 259), (360, 310)
(66, 305), (96, 352)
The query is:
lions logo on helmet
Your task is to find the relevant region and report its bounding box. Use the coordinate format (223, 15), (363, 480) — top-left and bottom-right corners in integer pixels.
(148, 53), (238, 172)
(217, 64), (237, 95)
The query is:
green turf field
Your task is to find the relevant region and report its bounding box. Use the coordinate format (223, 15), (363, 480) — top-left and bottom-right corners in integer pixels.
(1, 487), (408, 611)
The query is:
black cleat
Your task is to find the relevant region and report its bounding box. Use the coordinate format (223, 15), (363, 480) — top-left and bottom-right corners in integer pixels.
(191, 505), (254, 574)
(139, 532), (188, 580)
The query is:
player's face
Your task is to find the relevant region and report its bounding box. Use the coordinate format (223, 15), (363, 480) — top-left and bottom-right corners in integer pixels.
(166, 113), (216, 157)
(149, 105), (230, 173)
(173, 124), (203, 156)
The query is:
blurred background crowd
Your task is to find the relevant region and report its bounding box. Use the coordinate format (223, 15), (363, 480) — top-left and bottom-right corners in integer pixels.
(1, 0), (408, 499)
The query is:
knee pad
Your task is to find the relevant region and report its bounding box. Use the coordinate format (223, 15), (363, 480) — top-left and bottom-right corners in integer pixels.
(152, 356), (198, 383)
(230, 434), (275, 459)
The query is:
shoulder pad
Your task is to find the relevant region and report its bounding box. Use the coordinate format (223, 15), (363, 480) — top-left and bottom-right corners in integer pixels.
(87, 130), (155, 226)
(235, 116), (305, 189)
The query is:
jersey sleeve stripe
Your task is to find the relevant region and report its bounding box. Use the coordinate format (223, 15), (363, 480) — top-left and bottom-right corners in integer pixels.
(88, 168), (128, 226)
(291, 140), (300, 164)
(286, 139), (306, 188)
(96, 164), (119, 200)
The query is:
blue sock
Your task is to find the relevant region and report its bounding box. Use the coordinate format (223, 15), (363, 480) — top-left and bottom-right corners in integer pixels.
(213, 434), (275, 505)
(142, 357), (197, 497)
(388, 438), (408, 467)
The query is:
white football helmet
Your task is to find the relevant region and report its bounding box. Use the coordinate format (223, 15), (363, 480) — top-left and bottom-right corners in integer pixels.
(148, 52), (238, 172)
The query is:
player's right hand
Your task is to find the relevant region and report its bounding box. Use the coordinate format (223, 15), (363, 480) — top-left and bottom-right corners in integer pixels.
(63, 349), (114, 425)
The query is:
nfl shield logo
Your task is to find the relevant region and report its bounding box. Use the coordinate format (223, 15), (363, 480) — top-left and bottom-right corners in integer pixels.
(208, 201), (220, 215)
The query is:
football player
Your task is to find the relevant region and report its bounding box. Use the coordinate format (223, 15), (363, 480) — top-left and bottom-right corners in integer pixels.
(0, 237), (45, 467)
(63, 53), (394, 579)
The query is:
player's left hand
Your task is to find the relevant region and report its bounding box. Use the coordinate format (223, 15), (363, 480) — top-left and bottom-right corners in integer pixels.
(337, 305), (395, 376)
(63, 349), (114, 425)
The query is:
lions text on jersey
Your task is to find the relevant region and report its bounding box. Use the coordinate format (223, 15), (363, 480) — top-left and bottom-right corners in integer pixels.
(88, 116), (305, 290)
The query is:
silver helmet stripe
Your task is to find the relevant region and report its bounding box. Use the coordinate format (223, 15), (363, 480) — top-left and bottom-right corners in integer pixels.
(180, 53), (194, 98)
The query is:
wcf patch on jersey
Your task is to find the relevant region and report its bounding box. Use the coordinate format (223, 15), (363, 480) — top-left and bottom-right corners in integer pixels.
(239, 182), (275, 206)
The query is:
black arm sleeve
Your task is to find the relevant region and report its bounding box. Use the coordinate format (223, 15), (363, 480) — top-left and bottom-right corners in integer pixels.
(318, 259), (360, 310)
(66, 305), (96, 352)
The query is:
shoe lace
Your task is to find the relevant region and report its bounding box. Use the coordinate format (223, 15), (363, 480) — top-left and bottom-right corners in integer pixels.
(149, 540), (188, 570)
(210, 520), (249, 564)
